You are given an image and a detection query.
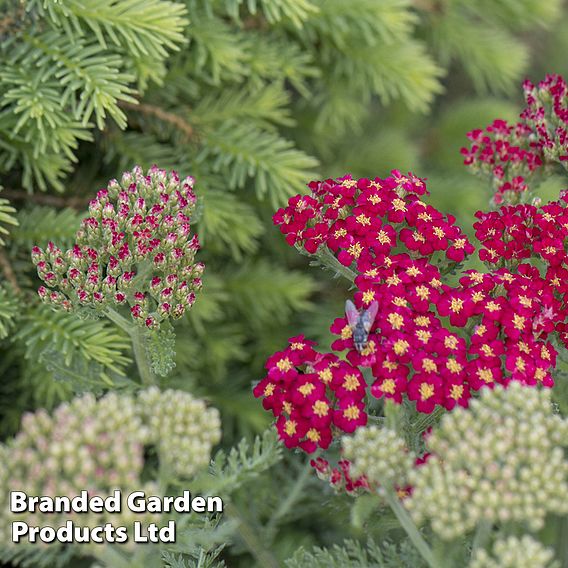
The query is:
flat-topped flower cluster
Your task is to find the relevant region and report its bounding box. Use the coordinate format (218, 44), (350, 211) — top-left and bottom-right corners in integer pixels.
(0, 388), (221, 547)
(32, 166), (204, 329)
(255, 168), (564, 455)
(461, 73), (568, 205)
(252, 76), (568, 469)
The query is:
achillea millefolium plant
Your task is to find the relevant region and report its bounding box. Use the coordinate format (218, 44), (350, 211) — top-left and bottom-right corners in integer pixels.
(254, 75), (568, 567)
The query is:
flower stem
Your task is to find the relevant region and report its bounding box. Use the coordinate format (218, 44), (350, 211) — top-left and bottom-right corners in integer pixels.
(314, 246), (357, 283)
(471, 520), (492, 560)
(383, 488), (437, 568)
(105, 307), (155, 385)
(266, 456), (313, 535)
(225, 502), (280, 568)
(131, 324), (155, 386)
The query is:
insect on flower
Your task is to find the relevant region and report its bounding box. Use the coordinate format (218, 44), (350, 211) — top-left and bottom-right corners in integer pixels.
(345, 299), (379, 352)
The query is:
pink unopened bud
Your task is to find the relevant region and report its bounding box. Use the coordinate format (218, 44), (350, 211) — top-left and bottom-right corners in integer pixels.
(131, 305), (142, 319)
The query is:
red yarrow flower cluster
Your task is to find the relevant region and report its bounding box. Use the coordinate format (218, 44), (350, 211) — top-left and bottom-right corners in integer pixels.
(462, 75), (568, 204)
(273, 171), (473, 268)
(253, 336), (368, 453)
(32, 165), (203, 329)
(522, 74), (568, 163)
(260, 172), (563, 436)
(460, 119), (543, 205)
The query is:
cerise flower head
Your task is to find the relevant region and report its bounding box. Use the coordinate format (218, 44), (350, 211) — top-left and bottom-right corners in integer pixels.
(32, 166), (203, 329)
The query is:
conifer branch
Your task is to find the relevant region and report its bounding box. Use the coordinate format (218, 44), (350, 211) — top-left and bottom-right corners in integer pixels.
(0, 249), (20, 294)
(119, 100), (195, 140)
(1, 189), (91, 210)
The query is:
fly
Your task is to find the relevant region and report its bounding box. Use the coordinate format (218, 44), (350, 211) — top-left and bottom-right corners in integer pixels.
(345, 299), (379, 353)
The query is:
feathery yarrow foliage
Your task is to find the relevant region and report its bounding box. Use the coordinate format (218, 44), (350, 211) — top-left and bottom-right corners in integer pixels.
(0, 388), (221, 549)
(32, 165), (204, 330)
(405, 383), (568, 540)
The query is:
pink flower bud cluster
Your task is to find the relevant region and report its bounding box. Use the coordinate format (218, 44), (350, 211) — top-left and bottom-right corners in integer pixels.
(32, 166), (204, 329)
(522, 74), (568, 163)
(460, 119), (543, 205)
(310, 456), (369, 495)
(462, 75), (568, 204)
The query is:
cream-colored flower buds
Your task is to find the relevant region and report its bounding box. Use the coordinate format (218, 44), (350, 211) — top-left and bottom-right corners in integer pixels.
(342, 425), (414, 488)
(470, 535), (556, 568)
(405, 383), (568, 540)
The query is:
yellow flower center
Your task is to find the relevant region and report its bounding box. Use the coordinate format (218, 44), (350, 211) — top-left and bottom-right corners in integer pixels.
(318, 368), (333, 384)
(362, 290), (375, 303)
(343, 374), (360, 391)
(416, 330), (432, 344)
(341, 325), (353, 339)
(477, 368), (494, 383)
(393, 339), (409, 355)
(449, 384), (464, 400)
(276, 358), (292, 371)
(422, 358), (437, 373)
(348, 241), (363, 259)
(392, 198), (407, 211)
(298, 383), (316, 396)
(388, 312), (404, 330)
(446, 359), (463, 374)
(306, 428), (320, 442)
(361, 340), (376, 356)
(450, 298), (463, 313)
(416, 285), (429, 300)
(284, 420), (297, 436)
(444, 336), (458, 350)
(513, 314), (526, 331)
(419, 383), (434, 400)
(313, 400), (330, 416)
(334, 228), (347, 238)
(343, 405), (360, 420)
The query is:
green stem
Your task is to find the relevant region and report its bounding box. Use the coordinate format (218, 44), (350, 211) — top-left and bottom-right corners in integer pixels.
(266, 457), (313, 535)
(471, 520), (492, 560)
(105, 307), (155, 385)
(225, 502), (280, 568)
(384, 399), (401, 431)
(315, 247), (357, 283)
(105, 306), (132, 333)
(131, 324), (155, 385)
(383, 489), (437, 568)
(556, 515), (568, 565)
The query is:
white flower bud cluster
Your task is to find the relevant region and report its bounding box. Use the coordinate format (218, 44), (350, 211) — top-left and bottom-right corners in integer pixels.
(0, 392), (156, 546)
(138, 387), (222, 478)
(405, 383), (568, 540)
(342, 425), (414, 488)
(0, 388), (222, 546)
(470, 535), (556, 568)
